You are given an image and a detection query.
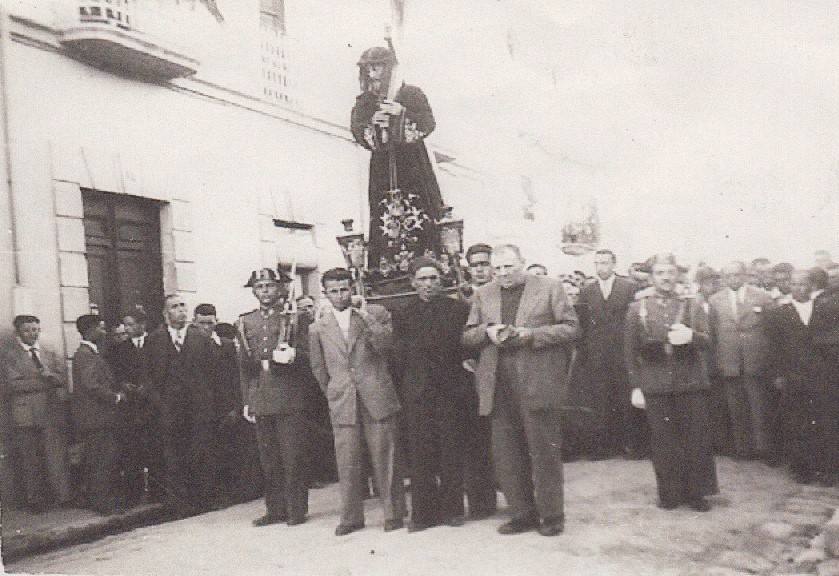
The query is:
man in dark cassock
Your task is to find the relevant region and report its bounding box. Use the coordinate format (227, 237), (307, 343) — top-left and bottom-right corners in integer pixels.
(624, 254), (718, 511)
(393, 257), (472, 531)
(350, 46), (444, 274)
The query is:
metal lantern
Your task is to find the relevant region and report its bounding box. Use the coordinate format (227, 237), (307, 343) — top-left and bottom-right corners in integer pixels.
(336, 219), (367, 270)
(437, 206), (464, 256)
(560, 200), (600, 256)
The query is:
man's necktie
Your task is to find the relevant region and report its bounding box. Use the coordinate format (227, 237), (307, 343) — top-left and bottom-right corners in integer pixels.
(30, 348), (44, 370)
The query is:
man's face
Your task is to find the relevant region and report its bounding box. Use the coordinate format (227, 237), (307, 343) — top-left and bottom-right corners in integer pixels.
(411, 266), (443, 302)
(789, 271), (812, 303)
(528, 266), (548, 276)
(772, 271), (792, 295)
(594, 253), (616, 280)
(252, 279), (281, 308)
(651, 263), (678, 294)
(165, 296), (189, 329)
(112, 324), (128, 343)
(298, 297), (315, 320)
(698, 278), (719, 298)
(366, 63), (386, 81)
(91, 320), (107, 345)
(323, 279), (353, 311)
(17, 321), (40, 346)
(492, 249), (526, 289)
(193, 314), (217, 337)
(721, 264), (745, 291)
(467, 252), (493, 286)
(122, 315), (146, 338)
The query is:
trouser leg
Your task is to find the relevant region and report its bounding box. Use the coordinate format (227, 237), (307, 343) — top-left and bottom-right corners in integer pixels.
(519, 407), (564, 521)
(256, 416), (287, 518)
(645, 394), (684, 505)
(277, 414), (308, 520)
(491, 374), (536, 521)
(362, 404), (404, 523)
(676, 392), (717, 500)
(83, 429), (119, 512)
(190, 421), (219, 510)
(15, 427), (46, 508)
(464, 384), (496, 514)
(743, 375), (770, 454)
(724, 377), (752, 457)
(333, 418), (365, 526)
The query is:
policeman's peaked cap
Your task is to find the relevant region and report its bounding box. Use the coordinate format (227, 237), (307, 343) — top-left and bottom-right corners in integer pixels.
(357, 46), (397, 67)
(244, 267), (292, 288)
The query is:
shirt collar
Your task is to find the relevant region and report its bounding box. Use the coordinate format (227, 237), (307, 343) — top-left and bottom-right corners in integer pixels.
(17, 338), (39, 353)
(813, 289), (824, 300)
(80, 340), (98, 353)
(211, 332), (222, 346)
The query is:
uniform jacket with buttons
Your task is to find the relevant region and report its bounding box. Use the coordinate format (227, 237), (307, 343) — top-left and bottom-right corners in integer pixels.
(236, 306), (306, 416)
(308, 303), (400, 426)
(708, 285), (773, 378)
(624, 293), (710, 395)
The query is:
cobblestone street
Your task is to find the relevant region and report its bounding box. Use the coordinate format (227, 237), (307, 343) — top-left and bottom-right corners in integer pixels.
(7, 456), (839, 576)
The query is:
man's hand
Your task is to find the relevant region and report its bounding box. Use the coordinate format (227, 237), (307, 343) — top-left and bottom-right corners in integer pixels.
(379, 100), (404, 115)
(486, 324), (506, 346)
(631, 388), (646, 409)
(243, 405), (256, 424)
(511, 327), (534, 347)
(272, 345), (296, 364)
(773, 376), (786, 390)
(462, 359), (477, 373)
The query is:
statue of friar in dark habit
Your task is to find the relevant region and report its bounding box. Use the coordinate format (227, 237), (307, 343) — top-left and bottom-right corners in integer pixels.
(350, 45), (444, 280)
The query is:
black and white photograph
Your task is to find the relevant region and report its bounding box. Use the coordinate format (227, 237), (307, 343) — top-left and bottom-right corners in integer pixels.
(0, 1), (838, 575)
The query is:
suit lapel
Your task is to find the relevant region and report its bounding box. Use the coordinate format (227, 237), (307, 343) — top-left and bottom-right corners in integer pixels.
(322, 311), (349, 354)
(347, 311), (363, 353)
(487, 283), (502, 325)
(515, 276), (539, 326)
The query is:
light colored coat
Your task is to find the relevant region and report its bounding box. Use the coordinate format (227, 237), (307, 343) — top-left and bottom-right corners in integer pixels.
(709, 285), (773, 378)
(308, 304), (400, 426)
(2, 342), (63, 428)
(462, 274), (579, 416)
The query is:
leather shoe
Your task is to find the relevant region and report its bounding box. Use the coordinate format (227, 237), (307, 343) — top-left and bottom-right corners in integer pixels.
(287, 516), (306, 526)
(252, 514), (287, 527)
(445, 515), (465, 527)
(688, 498), (711, 512)
(335, 523), (364, 536)
(468, 507), (496, 521)
(656, 500), (679, 510)
(538, 517), (564, 536)
(384, 519), (403, 532)
(497, 516), (539, 535)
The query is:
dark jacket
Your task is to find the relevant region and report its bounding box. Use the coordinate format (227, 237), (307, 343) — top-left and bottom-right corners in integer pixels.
(71, 343), (120, 431)
(145, 325), (214, 428)
(624, 294), (710, 395)
(765, 302), (828, 386)
(577, 276), (636, 369)
(393, 296), (471, 402)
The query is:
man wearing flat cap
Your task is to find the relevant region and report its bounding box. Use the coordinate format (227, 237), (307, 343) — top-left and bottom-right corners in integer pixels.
(237, 267), (309, 527)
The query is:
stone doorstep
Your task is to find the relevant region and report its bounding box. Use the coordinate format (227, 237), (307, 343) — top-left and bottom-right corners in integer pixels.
(825, 509), (839, 558)
(1, 503), (167, 563)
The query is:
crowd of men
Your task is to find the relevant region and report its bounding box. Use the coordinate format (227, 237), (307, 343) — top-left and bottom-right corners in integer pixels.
(2, 245), (838, 538)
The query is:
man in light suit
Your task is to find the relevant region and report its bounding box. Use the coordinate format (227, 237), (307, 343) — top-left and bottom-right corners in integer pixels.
(2, 315), (70, 511)
(709, 261), (774, 460)
(576, 249), (640, 459)
(463, 244), (579, 536)
(72, 314), (125, 513)
(309, 268), (405, 536)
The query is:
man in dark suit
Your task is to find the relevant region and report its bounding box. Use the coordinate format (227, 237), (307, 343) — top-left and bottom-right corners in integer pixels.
(393, 258), (473, 532)
(237, 268), (309, 527)
(145, 294), (214, 515)
(463, 244), (579, 536)
(192, 303), (239, 509)
(72, 314), (125, 514)
(809, 267), (839, 482)
(1, 315), (69, 511)
(577, 249), (640, 459)
(766, 270), (829, 483)
(309, 268), (405, 536)
(709, 261), (773, 460)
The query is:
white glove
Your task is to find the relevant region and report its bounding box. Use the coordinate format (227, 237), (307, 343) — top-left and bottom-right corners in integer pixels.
(243, 405), (256, 423)
(486, 324), (506, 345)
(462, 359), (477, 373)
(631, 388), (646, 410)
(667, 323), (693, 346)
(272, 344), (296, 364)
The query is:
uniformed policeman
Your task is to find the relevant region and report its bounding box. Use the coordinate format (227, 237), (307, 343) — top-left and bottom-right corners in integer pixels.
(237, 267), (309, 527)
(624, 253), (718, 511)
